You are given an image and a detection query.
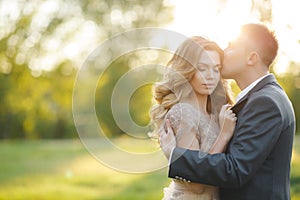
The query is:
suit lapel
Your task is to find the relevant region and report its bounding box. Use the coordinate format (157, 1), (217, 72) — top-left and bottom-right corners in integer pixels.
(231, 74), (279, 115)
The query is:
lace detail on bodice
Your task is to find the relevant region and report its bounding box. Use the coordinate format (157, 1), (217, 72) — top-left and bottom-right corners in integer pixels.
(162, 103), (221, 200)
(165, 103), (220, 152)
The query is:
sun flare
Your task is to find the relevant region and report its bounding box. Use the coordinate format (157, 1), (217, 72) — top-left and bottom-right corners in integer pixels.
(166, 0), (257, 48)
(166, 0), (300, 75)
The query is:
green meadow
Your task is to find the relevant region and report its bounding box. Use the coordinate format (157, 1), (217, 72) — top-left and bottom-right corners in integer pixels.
(0, 136), (299, 200)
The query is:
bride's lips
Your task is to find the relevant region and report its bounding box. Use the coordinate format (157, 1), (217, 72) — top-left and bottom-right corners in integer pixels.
(202, 83), (216, 88)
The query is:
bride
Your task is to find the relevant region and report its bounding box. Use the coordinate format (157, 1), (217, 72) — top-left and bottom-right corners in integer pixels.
(149, 36), (237, 199)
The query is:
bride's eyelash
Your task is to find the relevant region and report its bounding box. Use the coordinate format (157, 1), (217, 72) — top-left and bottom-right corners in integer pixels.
(197, 64), (220, 72)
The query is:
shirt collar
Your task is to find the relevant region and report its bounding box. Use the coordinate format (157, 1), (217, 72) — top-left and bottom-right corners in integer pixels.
(236, 74), (269, 103)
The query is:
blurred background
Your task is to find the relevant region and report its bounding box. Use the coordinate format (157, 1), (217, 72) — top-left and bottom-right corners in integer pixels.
(0, 0), (299, 199)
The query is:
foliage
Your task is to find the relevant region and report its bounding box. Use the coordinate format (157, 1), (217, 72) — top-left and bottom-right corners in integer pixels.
(276, 63), (300, 134)
(0, 0), (173, 139)
(1, 0), (300, 139)
(94, 49), (169, 137)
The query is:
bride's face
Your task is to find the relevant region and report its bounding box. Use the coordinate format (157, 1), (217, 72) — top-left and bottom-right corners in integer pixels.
(189, 50), (221, 96)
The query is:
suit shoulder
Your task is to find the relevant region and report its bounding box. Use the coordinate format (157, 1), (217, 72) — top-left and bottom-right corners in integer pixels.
(251, 84), (287, 102)
(248, 84), (294, 115)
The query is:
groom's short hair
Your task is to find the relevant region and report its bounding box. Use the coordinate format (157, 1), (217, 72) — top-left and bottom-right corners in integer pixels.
(241, 23), (278, 67)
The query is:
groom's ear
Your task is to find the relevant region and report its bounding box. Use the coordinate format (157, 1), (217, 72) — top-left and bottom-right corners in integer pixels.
(247, 51), (259, 66)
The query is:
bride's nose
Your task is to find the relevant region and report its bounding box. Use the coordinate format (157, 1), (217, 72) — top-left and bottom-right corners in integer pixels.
(206, 68), (215, 79)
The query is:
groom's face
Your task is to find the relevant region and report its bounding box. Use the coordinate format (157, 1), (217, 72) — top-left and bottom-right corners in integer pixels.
(221, 37), (248, 79)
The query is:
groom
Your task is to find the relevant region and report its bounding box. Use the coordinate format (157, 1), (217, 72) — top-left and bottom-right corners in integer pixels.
(159, 23), (295, 200)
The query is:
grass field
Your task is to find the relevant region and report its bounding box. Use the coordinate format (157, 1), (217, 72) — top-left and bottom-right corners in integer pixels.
(0, 136), (299, 200)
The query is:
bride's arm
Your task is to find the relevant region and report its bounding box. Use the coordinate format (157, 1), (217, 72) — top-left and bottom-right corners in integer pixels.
(209, 105), (237, 154)
(165, 104), (200, 151)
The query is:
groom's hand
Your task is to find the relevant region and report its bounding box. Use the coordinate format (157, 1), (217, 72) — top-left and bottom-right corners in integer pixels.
(159, 119), (176, 159)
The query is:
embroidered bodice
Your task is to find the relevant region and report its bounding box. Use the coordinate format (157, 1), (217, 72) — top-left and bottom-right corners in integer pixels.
(165, 103), (220, 152)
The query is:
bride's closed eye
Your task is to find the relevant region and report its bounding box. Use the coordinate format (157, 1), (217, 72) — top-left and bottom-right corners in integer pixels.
(197, 64), (220, 73)
(197, 64), (208, 71)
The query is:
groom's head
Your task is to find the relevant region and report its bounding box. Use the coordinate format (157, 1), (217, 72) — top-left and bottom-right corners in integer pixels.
(239, 24), (278, 67)
(221, 23), (278, 81)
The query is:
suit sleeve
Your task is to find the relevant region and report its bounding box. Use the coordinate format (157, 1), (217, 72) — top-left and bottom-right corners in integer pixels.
(168, 96), (284, 188)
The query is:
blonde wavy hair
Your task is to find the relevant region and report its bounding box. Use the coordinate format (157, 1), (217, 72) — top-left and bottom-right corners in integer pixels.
(149, 36), (234, 138)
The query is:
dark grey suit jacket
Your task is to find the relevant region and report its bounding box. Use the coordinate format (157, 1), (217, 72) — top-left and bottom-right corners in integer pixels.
(169, 74), (295, 200)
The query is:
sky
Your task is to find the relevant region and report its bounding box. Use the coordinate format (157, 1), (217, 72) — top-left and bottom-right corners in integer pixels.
(165, 0), (300, 74)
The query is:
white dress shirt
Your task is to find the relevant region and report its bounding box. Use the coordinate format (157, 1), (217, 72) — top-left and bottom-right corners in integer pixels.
(235, 74), (270, 103)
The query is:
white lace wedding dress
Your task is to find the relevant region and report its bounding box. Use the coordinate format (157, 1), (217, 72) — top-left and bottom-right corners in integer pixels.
(162, 103), (220, 200)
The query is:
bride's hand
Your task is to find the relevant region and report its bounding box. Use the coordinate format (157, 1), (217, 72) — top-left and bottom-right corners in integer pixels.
(159, 119), (176, 159)
(209, 105), (237, 154)
(219, 104), (237, 140)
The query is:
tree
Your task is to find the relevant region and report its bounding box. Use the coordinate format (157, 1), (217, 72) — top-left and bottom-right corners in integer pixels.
(0, 0), (173, 139)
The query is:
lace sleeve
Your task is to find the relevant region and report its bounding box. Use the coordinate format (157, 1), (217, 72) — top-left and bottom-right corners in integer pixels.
(165, 103), (201, 150)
